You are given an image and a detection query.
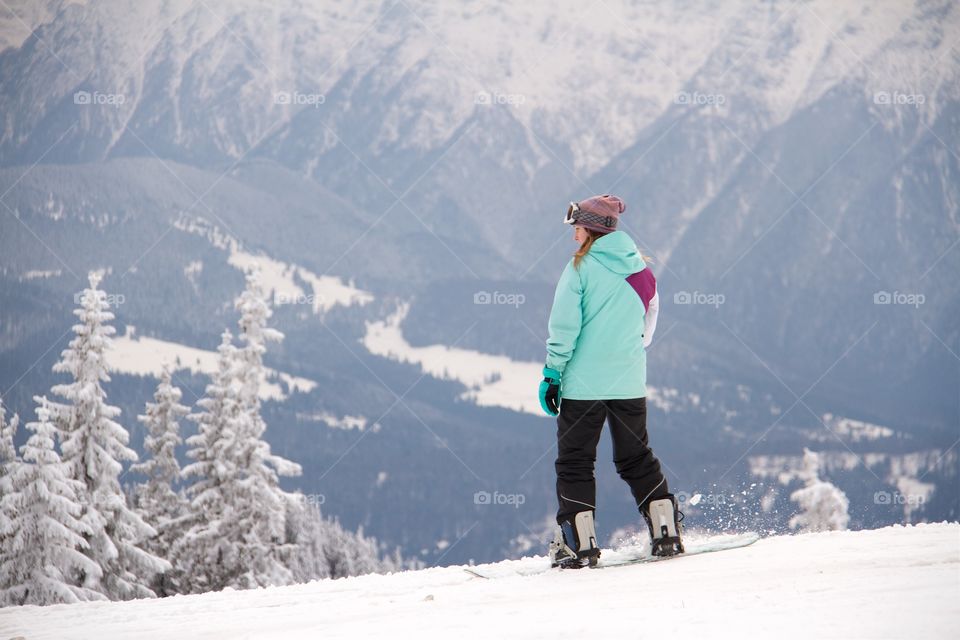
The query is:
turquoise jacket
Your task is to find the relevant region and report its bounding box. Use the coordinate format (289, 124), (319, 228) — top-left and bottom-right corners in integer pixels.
(545, 231), (657, 400)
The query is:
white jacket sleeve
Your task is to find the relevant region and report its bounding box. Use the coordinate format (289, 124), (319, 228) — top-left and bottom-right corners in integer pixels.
(643, 289), (659, 348)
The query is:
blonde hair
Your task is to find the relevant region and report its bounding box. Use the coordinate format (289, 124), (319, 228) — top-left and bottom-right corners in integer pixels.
(573, 229), (654, 268)
(573, 229), (601, 268)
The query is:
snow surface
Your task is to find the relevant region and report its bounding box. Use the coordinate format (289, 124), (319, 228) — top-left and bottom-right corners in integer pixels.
(0, 0), (83, 52)
(815, 413), (895, 442)
(19, 269), (62, 280)
(109, 327), (316, 401)
(362, 302), (543, 415)
(227, 250), (373, 315)
(295, 411), (373, 432)
(1, 523), (956, 639)
(174, 215), (374, 315)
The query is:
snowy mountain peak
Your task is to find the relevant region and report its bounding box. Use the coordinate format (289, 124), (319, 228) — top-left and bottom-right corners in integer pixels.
(2, 0), (958, 170)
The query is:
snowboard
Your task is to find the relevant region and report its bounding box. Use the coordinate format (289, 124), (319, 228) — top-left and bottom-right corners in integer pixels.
(464, 532), (760, 579)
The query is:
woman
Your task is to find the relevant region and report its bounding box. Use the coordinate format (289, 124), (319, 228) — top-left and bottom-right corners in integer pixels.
(538, 194), (683, 568)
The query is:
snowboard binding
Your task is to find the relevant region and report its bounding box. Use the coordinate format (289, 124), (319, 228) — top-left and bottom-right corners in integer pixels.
(643, 494), (685, 557)
(549, 510), (601, 569)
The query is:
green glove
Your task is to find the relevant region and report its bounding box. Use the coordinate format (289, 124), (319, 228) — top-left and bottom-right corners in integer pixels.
(539, 366), (561, 416)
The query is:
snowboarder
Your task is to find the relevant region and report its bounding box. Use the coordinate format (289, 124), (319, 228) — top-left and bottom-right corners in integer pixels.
(538, 195), (683, 568)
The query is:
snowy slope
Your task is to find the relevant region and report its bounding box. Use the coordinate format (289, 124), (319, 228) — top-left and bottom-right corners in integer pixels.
(2, 523), (957, 639)
(0, 0), (79, 52)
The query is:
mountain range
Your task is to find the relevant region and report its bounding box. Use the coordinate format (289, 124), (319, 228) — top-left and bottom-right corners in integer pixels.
(1, 0), (957, 564)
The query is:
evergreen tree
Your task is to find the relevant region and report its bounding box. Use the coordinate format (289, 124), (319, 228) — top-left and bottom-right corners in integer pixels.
(0, 395), (20, 576)
(178, 271), (303, 592)
(227, 269), (302, 588)
(284, 496), (404, 583)
(284, 497), (332, 583)
(130, 365), (190, 596)
(0, 395), (19, 506)
(789, 448), (850, 532)
(174, 330), (242, 594)
(46, 272), (169, 600)
(0, 395), (17, 471)
(0, 397), (105, 606)
(320, 518), (388, 579)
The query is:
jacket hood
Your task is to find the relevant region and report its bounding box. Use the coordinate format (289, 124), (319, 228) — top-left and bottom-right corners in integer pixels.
(586, 231), (646, 275)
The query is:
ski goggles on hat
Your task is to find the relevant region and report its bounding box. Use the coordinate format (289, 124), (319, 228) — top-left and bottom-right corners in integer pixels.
(564, 202), (617, 230)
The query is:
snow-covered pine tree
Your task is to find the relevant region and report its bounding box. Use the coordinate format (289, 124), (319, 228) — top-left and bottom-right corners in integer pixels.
(173, 329), (241, 594)
(0, 397), (105, 606)
(46, 272), (169, 600)
(0, 395), (21, 571)
(320, 517), (390, 579)
(130, 364), (190, 596)
(283, 496), (404, 582)
(0, 396), (18, 500)
(178, 271), (303, 593)
(284, 496), (332, 582)
(0, 395), (17, 471)
(789, 448), (850, 532)
(225, 269), (302, 588)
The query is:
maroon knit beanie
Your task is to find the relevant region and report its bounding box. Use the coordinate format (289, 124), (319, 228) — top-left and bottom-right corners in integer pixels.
(568, 194), (625, 234)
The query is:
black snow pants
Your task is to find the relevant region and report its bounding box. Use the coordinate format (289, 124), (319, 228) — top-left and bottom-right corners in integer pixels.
(555, 397), (669, 524)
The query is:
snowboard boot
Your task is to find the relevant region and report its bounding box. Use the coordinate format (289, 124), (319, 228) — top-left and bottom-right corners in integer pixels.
(642, 494), (685, 557)
(549, 510), (601, 569)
